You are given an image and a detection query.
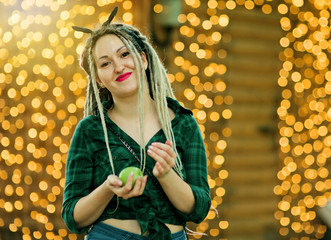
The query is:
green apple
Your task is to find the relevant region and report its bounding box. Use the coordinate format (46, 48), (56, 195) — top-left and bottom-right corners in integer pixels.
(119, 167), (143, 187)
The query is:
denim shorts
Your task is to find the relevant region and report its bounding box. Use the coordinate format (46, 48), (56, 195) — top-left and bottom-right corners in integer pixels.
(85, 222), (187, 240)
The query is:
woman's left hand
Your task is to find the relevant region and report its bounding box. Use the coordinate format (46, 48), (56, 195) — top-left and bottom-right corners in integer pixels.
(147, 140), (176, 179)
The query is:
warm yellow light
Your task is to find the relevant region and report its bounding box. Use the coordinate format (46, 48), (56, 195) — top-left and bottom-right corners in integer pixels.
(184, 89), (196, 101)
(292, 0), (304, 7)
(3, 31), (13, 42)
(174, 56), (184, 66)
(202, 20), (212, 30)
(122, 12), (133, 22)
(196, 49), (206, 59)
(225, 0), (236, 10)
(211, 32), (221, 42)
(173, 41), (185, 51)
(244, 0), (255, 10)
(123, 1), (132, 10)
(39, 181), (48, 191)
(189, 43), (199, 52)
(222, 109), (232, 119)
(219, 15), (229, 27)
(262, 4), (272, 14)
(28, 128), (37, 138)
(1, 1), (330, 239)
(189, 65), (199, 75)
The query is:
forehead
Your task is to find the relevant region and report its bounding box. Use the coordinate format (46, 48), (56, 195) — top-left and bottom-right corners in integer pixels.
(94, 34), (125, 58)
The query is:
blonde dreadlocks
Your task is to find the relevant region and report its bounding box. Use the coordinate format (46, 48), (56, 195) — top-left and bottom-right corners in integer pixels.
(73, 7), (183, 178)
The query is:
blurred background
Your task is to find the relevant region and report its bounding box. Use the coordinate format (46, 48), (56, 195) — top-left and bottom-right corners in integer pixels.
(0, 0), (330, 239)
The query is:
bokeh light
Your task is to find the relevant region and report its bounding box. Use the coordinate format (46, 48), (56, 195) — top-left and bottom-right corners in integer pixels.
(1, 0), (330, 239)
(275, 0), (331, 238)
(0, 1), (133, 239)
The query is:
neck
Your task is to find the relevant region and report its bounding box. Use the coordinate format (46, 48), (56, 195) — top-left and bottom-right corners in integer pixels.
(111, 92), (156, 119)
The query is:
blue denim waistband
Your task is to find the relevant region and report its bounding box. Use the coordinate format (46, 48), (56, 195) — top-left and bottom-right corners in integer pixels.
(86, 221), (186, 240)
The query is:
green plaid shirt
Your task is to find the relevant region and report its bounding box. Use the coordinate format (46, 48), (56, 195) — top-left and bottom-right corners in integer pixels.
(62, 97), (211, 239)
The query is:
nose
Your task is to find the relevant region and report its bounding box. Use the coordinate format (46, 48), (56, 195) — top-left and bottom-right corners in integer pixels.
(114, 60), (124, 73)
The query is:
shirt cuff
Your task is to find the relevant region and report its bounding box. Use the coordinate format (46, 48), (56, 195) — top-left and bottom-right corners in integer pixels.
(62, 199), (91, 234)
(175, 184), (211, 223)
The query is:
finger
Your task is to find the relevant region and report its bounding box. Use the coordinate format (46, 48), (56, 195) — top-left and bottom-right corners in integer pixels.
(165, 140), (172, 147)
(128, 176), (142, 196)
(139, 176), (147, 195)
(148, 145), (169, 160)
(123, 176), (145, 198)
(156, 162), (164, 174)
(151, 142), (176, 159)
(121, 179), (135, 199)
(147, 146), (168, 167)
(107, 175), (122, 187)
(123, 172), (134, 190)
(148, 146), (175, 168)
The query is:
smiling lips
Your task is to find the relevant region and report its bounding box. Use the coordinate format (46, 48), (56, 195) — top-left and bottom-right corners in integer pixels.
(116, 72), (132, 82)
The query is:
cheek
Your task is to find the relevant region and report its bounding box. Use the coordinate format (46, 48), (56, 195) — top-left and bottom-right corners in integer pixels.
(97, 70), (104, 81)
(98, 69), (112, 80)
(125, 58), (136, 69)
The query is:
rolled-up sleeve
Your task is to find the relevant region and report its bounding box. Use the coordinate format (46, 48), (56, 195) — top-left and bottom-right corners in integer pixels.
(176, 116), (211, 223)
(62, 120), (94, 234)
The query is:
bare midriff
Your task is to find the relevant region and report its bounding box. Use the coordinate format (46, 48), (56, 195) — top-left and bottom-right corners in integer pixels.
(102, 218), (183, 236)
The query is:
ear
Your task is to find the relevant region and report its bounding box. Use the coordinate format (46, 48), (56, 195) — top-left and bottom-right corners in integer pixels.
(141, 52), (148, 70)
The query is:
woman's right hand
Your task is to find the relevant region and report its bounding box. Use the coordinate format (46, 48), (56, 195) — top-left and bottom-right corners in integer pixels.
(105, 174), (147, 199)
(73, 173), (147, 228)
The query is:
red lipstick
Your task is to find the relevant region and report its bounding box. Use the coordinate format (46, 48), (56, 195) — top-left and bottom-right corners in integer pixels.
(116, 72), (132, 82)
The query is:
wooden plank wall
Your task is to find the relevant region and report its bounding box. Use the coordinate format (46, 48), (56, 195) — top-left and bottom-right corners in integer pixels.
(220, 6), (283, 240)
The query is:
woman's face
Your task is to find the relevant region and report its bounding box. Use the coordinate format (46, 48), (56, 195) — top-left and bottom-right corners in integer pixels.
(93, 34), (148, 100)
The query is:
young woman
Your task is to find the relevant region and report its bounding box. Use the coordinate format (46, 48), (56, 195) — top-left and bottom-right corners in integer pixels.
(62, 7), (211, 240)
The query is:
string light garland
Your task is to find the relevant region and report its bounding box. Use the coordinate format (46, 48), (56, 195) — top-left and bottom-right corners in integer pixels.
(0, 0), (329, 239)
(0, 1), (133, 239)
(275, 0), (331, 239)
(165, 0), (330, 239)
(168, 0), (278, 238)
(164, 0), (231, 237)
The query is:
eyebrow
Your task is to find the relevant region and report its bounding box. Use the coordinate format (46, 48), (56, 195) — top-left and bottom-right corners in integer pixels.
(97, 46), (126, 61)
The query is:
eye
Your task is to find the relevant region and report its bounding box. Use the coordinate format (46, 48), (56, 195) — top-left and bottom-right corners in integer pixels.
(100, 62), (110, 68)
(121, 51), (130, 58)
